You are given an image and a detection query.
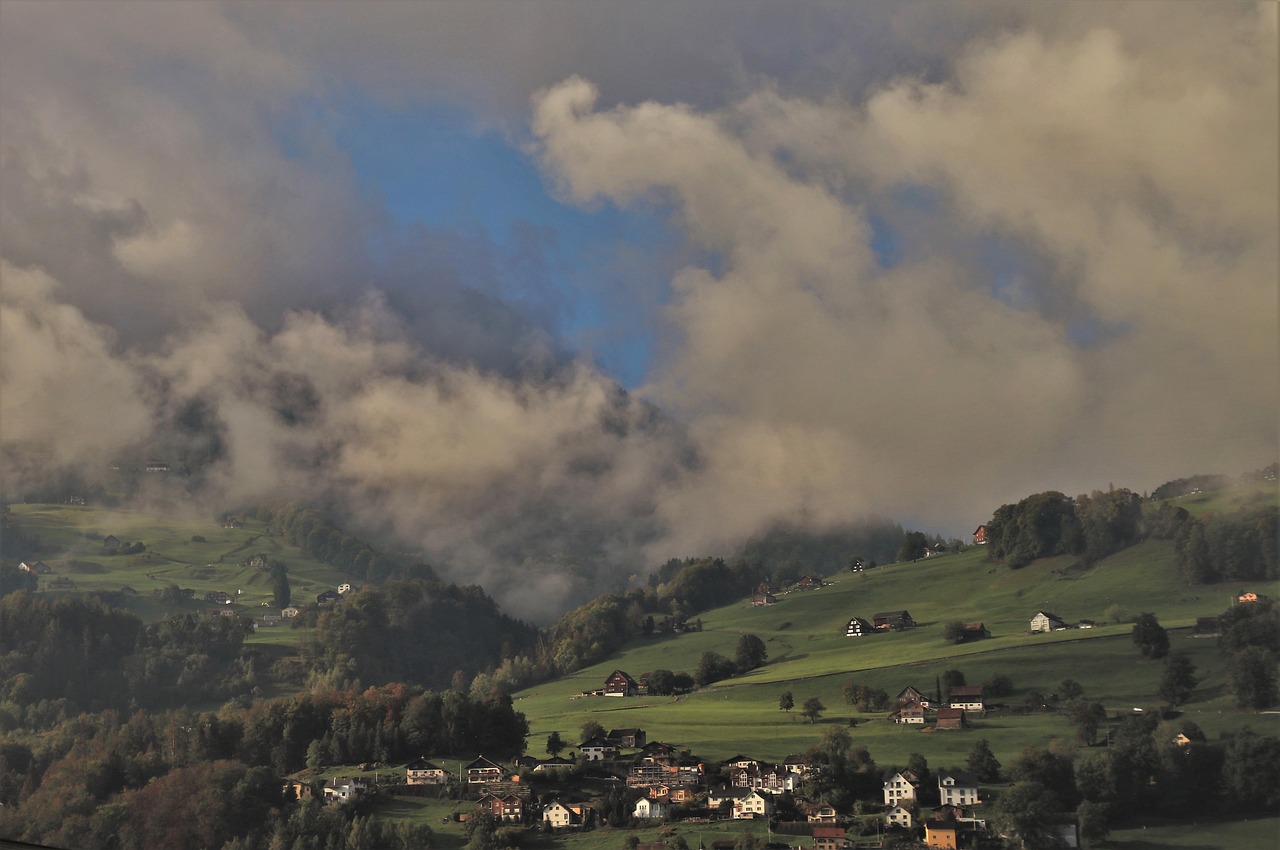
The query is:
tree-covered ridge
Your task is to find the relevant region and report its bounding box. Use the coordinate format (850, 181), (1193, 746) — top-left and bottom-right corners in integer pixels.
(985, 489), (1145, 568)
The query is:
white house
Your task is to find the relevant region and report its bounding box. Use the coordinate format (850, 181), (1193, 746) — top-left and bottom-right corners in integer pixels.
(406, 758), (446, 785)
(1030, 611), (1067, 633)
(938, 771), (981, 807)
(732, 790), (772, 819)
(884, 805), (914, 829)
(543, 801), (588, 828)
(633, 797), (670, 819)
(883, 772), (918, 806)
(322, 777), (367, 803)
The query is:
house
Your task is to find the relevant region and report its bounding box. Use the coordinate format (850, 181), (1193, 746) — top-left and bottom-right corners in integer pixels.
(316, 589), (341, 604)
(812, 827), (847, 850)
(466, 755), (507, 784)
(604, 669), (639, 697)
(204, 591), (232, 605)
(732, 790), (772, 819)
(962, 623), (990, 640)
(338, 582), (353, 595)
(633, 797), (670, 819)
(948, 686), (985, 711)
(242, 554), (267, 569)
(543, 801), (591, 828)
(1239, 592), (1261, 604)
(1193, 617), (1221, 636)
(872, 610), (916, 630)
(884, 805), (914, 829)
(1030, 611), (1067, 633)
(972, 525), (988, 545)
(322, 777), (367, 803)
(1172, 733), (1193, 747)
(723, 755), (760, 770)
(669, 784), (698, 803)
(259, 612), (282, 627)
(579, 736), (618, 762)
(891, 702), (927, 725)
(640, 741), (677, 762)
(795, 575), (823, 590)
(784, 753), (813, 776)
(895, 686), (932, 708)
(19, 561), (52, 574)
(406, 757), (446, 784)
(751, 591), (778, 607)
(534, 756), (576, 774)
(883, 772), (918, 806)
(731, 763), (800, 795)
(925, 543), (949, 558)
(937, 771), (980, 807)
(935, 708), (966, 730)
(924, 818), (958, 849)
(805, 803), (838, 823)
(706, 785), (751, 812)
(103, 534), (121, 553)
(283, 779), (314, 800)
(845, 617), (874, 637)
(281, 607), (300, 619)
(478, 793), (524, 822)
(608, 728), (646, 748)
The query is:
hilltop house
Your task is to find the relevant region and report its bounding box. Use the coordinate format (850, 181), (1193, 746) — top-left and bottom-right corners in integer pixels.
(604, 669), (639, 697)
(963, 623), (991, 640)
(1030, 611), (1068, 633)
(972, 525), (988, 545)
(406, 757), (446, 784)
(845, 617), (874, 637)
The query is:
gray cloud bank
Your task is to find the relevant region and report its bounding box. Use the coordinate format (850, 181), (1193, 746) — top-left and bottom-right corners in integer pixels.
(2, 2), (1275, 620)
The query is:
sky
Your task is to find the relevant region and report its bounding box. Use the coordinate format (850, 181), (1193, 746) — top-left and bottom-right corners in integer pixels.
(2, 1), (1276, 621)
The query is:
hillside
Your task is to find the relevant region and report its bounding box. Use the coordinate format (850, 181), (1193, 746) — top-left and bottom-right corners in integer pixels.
(513, 540), (1280, 768)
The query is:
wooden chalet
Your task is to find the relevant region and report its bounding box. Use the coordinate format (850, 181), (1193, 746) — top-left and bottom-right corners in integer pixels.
(935, 708), (966, 730)
(844, 616), (873, 637)
(972, 525), (988, 545)
(466, 755), (507, 784)
(604, 669), (639, 697)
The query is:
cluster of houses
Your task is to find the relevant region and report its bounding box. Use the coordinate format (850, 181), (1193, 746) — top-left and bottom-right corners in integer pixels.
(751, 576), (829, 607)
(888, 685), (985, 731)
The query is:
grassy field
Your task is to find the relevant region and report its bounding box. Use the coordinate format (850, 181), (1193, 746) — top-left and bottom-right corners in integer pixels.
(511, 541), (1279, 768)
(6, 503), (350, 623)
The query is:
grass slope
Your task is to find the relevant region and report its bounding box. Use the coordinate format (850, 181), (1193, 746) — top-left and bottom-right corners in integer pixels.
(513, 543), (1280, 768)
(6, 503), (349, 627)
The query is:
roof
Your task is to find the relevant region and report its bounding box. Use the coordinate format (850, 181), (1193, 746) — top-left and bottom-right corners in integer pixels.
(938, 770), (979, 786)
(936, 708), (965, 722)
(466, 756), (506, 771)
(1033, 610), (1063, 620)
(948, 685), (984, 698)
(406, 757), (442, 770)
(873, 610), (912, 619)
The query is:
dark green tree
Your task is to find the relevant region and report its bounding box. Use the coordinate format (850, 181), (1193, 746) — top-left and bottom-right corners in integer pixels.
(580, 720), (605, 743)
(1058, 679), (1084, 701)
(1131, 613), (1170, 659)
(735, 634), (768, 671)
(966, 739), (1001, 782)
(1066, 701), (1107, 745)
(694, 651), (735, 686)
(897, 531), (929, 562)
(1221, 727), (1280, 811)
(991, 781), (1067, 849)
(1157, 653), (1199, 705)
(1077, 800), (1112, 845)
(801, 697), (826, 724)
(942, 621), (967, 644)
(1228, 646), (1278, 709)
(546, 731), (564, 757)
(271, 563), (291, 609)
(779, 691), (794, 712)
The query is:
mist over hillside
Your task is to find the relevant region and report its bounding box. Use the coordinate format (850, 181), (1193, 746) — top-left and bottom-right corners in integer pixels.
(3, 2), (1275, 621)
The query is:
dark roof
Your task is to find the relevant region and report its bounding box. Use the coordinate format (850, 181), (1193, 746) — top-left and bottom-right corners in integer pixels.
(405, 757), (442, 770)
(466, 756), (506, 771)
(948, 685), (984, 698)
(938, 770), (979, 786)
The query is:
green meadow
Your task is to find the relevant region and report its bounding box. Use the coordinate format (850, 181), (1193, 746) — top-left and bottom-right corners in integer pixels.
(6, 503), (350, 624)
(514, 542), (1278, 764)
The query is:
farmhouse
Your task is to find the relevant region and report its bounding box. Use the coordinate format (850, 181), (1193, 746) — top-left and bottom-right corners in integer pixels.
(794, 575), (823, 590)
(935, 708), (966, 730)
(891, 702), (927, 725)
(844, 617), (873, 637)
(752, 591), (778, 606)
(895, 686), (932, 708)
(534, 756), (575, 774)
(608, 728), (646, 748)
(104, 534), (121, 553)
(805, 803), (838, 823)
(972, 525), (988, 544)
(322, 777), (367, 803)
(604, 669), (639, 697)
(18, 561), (52, 574)
(963, 623), (990, 640)
(873, 610), (916, 630)
(405, 757), (446, 784)
(1030, 611), (1067, 633)
(948, 686), (985, 711)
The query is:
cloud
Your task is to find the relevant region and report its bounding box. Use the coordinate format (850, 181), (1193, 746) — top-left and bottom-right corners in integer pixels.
(1, 2), (1275, 619)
